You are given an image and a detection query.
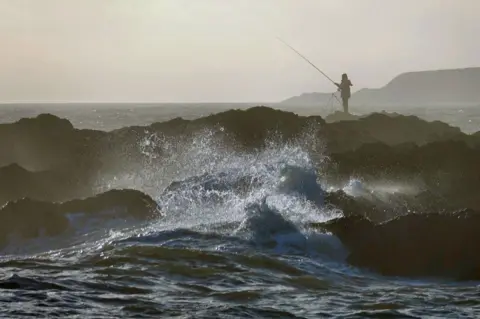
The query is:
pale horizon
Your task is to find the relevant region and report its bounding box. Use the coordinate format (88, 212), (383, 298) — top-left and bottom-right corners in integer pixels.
(1, 0), (478, 103)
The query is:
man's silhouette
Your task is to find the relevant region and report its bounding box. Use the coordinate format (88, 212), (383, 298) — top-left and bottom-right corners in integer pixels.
(335, 73), (353, 113)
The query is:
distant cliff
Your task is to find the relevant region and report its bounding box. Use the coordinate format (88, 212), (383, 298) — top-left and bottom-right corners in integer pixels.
(279, 67), (480, 107)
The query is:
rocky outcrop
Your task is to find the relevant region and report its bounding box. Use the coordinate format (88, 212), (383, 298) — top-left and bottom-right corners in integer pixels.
(141, 106), (474, 152)
(0, 189), (160, 247)
(324, 111), (361, 123)
(322, 113), (467, 153)
(0, 113), (104, 171)
(325, 140), (480, 212)
(324, 188), (454, 223)
(313, 209), (480, 280)
(0, 164), (95, 207)
(188, 106), (325, 148)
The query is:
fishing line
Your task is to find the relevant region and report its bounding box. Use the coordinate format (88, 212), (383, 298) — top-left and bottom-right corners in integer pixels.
(276, 37), (342, 106)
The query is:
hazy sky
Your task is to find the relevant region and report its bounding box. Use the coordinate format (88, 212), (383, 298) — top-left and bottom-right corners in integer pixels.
(0, 0), (478, 103)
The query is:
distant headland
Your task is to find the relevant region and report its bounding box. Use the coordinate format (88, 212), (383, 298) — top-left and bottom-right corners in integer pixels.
(279, 67), (480, 107)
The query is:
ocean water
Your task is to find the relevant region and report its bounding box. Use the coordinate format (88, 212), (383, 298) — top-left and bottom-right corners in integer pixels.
(0, 104), (480, 318)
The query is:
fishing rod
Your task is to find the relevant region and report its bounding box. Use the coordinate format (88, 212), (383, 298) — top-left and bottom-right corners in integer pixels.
(276, 37), (342, 105)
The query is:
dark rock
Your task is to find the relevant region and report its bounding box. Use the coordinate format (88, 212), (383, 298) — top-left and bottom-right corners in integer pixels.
(324, 111), (361, 123)
(0, 164), (90, 207)
(0, 189), (160, 247)
(326, 140), (480, 213)
(322, 113), (465, 153)
(314, 209), (480, 280)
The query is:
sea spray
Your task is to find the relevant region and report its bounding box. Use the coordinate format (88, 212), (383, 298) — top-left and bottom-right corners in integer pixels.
(89, 123), (342, 255)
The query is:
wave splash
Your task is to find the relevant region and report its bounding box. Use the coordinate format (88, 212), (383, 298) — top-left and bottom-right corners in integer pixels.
(94, 124), (343, 258)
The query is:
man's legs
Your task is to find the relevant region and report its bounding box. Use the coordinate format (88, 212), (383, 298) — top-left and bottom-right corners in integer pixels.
(342, 97), (349, 113)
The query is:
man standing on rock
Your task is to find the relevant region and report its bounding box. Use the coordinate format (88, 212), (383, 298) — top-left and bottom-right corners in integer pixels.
(335, 73), (353, 113)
